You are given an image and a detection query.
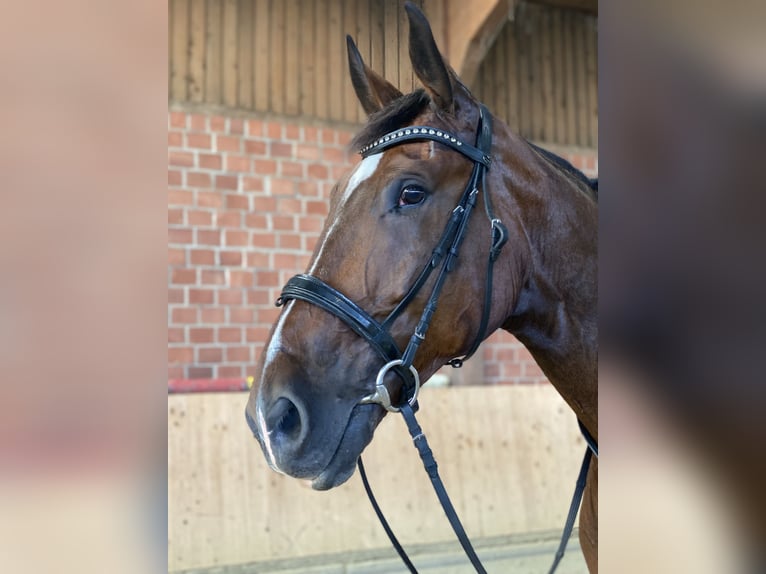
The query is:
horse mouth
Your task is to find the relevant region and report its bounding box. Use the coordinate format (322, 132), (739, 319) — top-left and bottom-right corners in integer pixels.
(310, 403), (384, 490)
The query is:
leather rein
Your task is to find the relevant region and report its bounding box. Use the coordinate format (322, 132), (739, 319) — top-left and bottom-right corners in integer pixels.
(275, 104), (596, 573)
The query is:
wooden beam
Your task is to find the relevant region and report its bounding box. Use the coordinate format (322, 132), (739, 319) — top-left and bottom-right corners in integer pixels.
(445, 0), (513, 88)
(528, 0), (597, 14)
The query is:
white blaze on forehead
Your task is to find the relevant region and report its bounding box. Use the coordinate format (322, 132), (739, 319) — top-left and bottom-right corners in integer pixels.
(308, 153), (383, 274)
(342, 153), (383, 203)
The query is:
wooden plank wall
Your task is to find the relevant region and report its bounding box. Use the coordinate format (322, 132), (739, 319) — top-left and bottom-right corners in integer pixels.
(168, 385), (585, 571)
(169, 0), (447, 125)
(473, 2), (598, 148)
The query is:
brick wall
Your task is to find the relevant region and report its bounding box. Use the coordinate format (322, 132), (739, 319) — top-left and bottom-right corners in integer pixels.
(167, 108), (597, 385)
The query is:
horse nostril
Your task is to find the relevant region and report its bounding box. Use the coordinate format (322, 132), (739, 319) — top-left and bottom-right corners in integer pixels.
(267, 397), (302, 441)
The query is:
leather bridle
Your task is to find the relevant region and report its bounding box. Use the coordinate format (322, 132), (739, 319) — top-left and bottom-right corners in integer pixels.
(277, 104), (507, 412)
(274, 104), (595, 573)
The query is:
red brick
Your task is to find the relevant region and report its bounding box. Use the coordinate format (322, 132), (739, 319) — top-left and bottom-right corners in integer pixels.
(246, 252), (270, 268)
(168, 209), (184, 226)
(169, 347), (194, 363)
(220, 251), (243, 266)
(245, 213), (268, 229)
(266, 122), (282, 139)
(226, 346), (252, 362)
(270, 142), (294, 157)
(298, 216), (324, 233)
(190, 249), (215, 265)
(187, 171), (212, 188)
(337, 131), (353, 146)
(168, 288), (184, 304)
(171, 308), (198, 323)
(280, 161), (304, 178)
(189, 113), (207, 131)
(169, 189), (193, 205)
(295, 144), (320, 160)
(320, 130), (336, 144)
(307, 163), (329, 180)
(226, 155), (251, 172)
(201, 308), (226, 323)
(256, 270), (279, 287)
(169, 228), (193, 244)
(303, 126), (319, 142)
(189, 289), (214, 304)
(218, 327), (242, 343)
(216, 135), (241, 152)
(168, 328), (185, 343)
(247, 289), (271, 305)
(217, 289), (243, 305)
(229, 270), (253, 286)
(218, 365), (243, 378)
(172, 269), (196, 284)
(284, 124), (300, 141)
(197, 229), (221, 245)
(254, 159), (277, 175)
(270, 179), (294, 196)
(197, 191), (223, 207)
(243, 176), (264, 192)
(274, 253), (300, 269)
(306, 200), (329, 216)
(225, 193), (250, 210)
(225, 230), (249, 246)
(276, 198), (301, 214)
(168, 131), (183, 147)
(168, 169), (183, 186)
(246, 119), (264, 137)
(216, 175), (239, 190)
(168, 365), (184, 379)
(246, 327), (270, 342)
(272, 215), (295, 231)
(298, 181), (322, 198)
(187, 133), (212, 149)
(230, 308), (254, 323)
(331, 165), (348, 180)
(217, 211), (242, 228)
(278, 234), (301, 250)
(190, 328), (215, 343)
(304, 235), (319, 252)
(169, 111), (186, 129)
(210, 115), (226, 132)
(188, 210), (213, 226)
(168, 247), (185, 264)
(169, 151), (194, 167)
(256, 307), (281, 324)
(199, 347), (223, 363)
(321, 146), (347, 163)
(252, 197), (276, 212)
(229, 118), (244, 134)
(252, 232), (276, 248)
(188, 367), (213, 379)
(201, 270), (226, 285)
(199, 153), (222, 170)
(245, 140), (267, 155)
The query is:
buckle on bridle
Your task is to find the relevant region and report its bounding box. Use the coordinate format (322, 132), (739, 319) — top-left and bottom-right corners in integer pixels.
(489, 219), (508, 261)
(359, 359), (420, 413)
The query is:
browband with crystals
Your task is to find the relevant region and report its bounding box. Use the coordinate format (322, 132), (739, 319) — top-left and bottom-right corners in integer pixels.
(359, 126), (491, 168)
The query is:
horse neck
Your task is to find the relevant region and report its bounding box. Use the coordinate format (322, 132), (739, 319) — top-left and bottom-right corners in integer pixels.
(494, 135), (598, 435)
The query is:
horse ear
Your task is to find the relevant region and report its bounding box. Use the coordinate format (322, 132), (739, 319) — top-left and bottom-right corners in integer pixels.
(346, 35), (403, 116)
(404, 1), (453, 113)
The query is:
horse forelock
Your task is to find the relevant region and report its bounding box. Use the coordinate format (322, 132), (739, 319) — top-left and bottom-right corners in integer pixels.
(350, 89), (431, 153)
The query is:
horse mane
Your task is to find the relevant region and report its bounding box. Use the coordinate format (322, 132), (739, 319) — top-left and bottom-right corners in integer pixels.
(527, 141), (599, 200)
(350, 89), (431, 153)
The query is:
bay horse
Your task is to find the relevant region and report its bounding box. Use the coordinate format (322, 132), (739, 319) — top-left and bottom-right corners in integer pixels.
(246, 2), (597, 571)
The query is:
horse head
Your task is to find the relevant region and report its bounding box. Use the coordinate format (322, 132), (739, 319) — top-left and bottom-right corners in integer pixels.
(245, 2), (597, 492)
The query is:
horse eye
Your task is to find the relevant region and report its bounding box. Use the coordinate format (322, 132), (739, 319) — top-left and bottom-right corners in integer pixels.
(398, 186), (426, 207)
